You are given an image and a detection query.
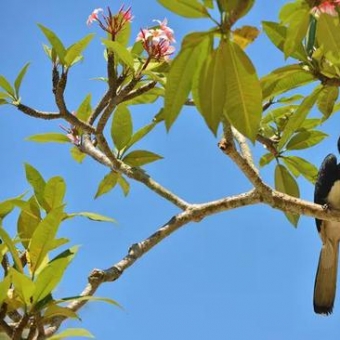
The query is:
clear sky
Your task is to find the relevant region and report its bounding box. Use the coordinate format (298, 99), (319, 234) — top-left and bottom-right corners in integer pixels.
(1, 1), (340, 339)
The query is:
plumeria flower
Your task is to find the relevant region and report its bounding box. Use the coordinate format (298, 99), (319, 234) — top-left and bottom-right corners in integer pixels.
(87, 6), (133, 37)
(86, 8), (103, 26)
(311, 0), (340, 16)
(136, 19), (176, 61)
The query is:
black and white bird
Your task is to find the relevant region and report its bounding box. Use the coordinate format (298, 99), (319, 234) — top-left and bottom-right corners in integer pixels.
(314, 138), (340, 314)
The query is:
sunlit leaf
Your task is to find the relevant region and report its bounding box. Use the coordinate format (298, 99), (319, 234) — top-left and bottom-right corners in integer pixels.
(24, 163), (46, 208)
(282, 155), (318, 184)
(67, 212), (116, 223)
(43, 304), (79, 320)
(37, 24), (66, 64)
(164, 32), (212, 129)
(317, 85), (339, 119)
(95, 172), (119, 199)
(14, 63), (30, 98)
(277, 86), (322, 150)
(56, 295), (121, 307)
(122, 150), (163, 167)
(157, 0), (209, 18)
(0, 226), (23, 272)
(26, 133), (70, 144)
(76, 94), (92, 123)
(43, 176), (66, 212)
(286, 130), (327, 150)
(0, 75), (15, 98)
(232, 25), (260, 49)
(64, 34), (94, 67)
(223, 40), (262, 142)
(70, 147), (86, 163)
(259, 152), (275, 167)
(8, 268), (35, 306)
(102, 39), (135, 69)
(48, 328), (94, 340)
(0, 276), (11, 305)
(111, 105), (133, 151)
(118, 175), (130, 196)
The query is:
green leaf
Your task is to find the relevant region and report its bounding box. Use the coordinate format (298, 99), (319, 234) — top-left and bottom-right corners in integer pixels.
(26, 133), (70, 144)
(43, 304), (79, 320)
(56, 295), (121, 307)
(76, 94), (92, 123)
(0, 193), (26, 220)
(262, 21), (307, 61)
(195, 45), (226, 134)
(275, 164), (300, 227)
(37, 24), (66, 64)
(282, 155), (318, 184)
(0, 75), (15, 98)
(116, 20), (131, 47)
(157, 0), (209, 18)
(259, 153), (275, 167)
(24, 163), (46, 208)
(222, 40), (262, 142)
(0, 98), (8, 105)
(283, 8), (309, 59)
(164, 32), (212, 129)
(277, 86), (321, 150)
(261, 105), (297, 125)
(123, 122), (156, 154)
(0, 226), (23, 272)
(33, 246), (78, 306)
(70, 147), (86, 163)
(316, 14), (340, 62)
(67, 212), (116, 223)
(277, 94), (304, 103)
(14, 63), (30, 98)
(95, 172), (119, 199)
(48, 328), (94, 340)
(43, 176), (66, 212)
(18, 196), (41, 249)
(64, 34), (94, 67)
(8, 268), (35, 306)
(297, 118), (321, 131)
(317, 86), (339, 119)
(111, 105), (133, 151)
(118, 175), (130, 196)
(261, 65), (315, 101)
(286, 131), (327, 150)
(218, 0), (254, 20)
(102, 39), (135, 69)
(124, 87), (164, 105)
(122, 150), (163, 167)
(28, 206), (65, 275)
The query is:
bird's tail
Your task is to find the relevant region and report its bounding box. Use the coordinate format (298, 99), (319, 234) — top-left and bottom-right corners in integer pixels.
(314, 240), (339, 314)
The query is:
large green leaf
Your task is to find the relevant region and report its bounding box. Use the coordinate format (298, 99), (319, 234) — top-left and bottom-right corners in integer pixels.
(195, 45), (226, 134)
(0, 276), (11, 305)
(164, 32), (212, 129)
(116, 20), (131, 47)
(317, 85), (339, 119)
(261, 65), (315, 101)
(14, 62), (30, 98)
(222, 40), (262, 142)
(275, 164), (300, 226)
(43, 176), (66, 212)
(277, 86), (321, 150)
(316, 14), (340, 62)
(157, 0), (209, 18)
(102, 39), (135, 69)
(24, 163), (46, 208)
(286, 130), (327, 150)
(95, 172), (119, 199)
(262, 21), (307, 61)
(122, 150), (163, 167)
(0, 225), (23, 272)
(48, 328), (94, 340)
(43, 304), (79, 320)
(76, 94), (92, 123)
(9, 268), (35, 306)
(33, 246), (78, 306)
(18, 196), (41, 248)
(282, 155), (318, 184)
(67, 212), (116, 223)
(37, 24), (66, 64)
(64, 34), (94, 67)
(0, 75), (15, 98)
(28, 206), (64, 275)
(118, 175), (130, 196)
(111, 105), (133, 152)
(218, 0), (254, 20)
(26, 133), (71, 144)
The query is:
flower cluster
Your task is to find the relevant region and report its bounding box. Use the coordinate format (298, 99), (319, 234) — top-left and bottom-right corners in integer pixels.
(136, 19), (176, 61)
(311, 0), (340, 16)
(87, 6), (133, 37)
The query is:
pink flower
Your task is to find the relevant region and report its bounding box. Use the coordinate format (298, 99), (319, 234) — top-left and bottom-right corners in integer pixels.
(312, 0), (340, 16)
(86, 8), (103, 26)
(136, 19), (176, 61)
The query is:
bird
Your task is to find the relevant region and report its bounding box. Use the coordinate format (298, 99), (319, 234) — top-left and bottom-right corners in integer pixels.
(314, 137), (340, 314)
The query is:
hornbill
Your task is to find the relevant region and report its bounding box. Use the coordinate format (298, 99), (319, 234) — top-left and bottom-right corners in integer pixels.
(314, 137), (340, 314)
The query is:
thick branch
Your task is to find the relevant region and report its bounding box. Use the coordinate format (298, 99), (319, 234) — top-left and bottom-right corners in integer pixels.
(17, 104), (61, 120)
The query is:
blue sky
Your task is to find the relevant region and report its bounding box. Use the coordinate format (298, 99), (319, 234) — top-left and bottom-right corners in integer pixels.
(1, 1), (340, 339)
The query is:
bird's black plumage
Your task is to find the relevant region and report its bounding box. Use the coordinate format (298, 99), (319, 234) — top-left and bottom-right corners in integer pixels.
(313, 138), (340, 315)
